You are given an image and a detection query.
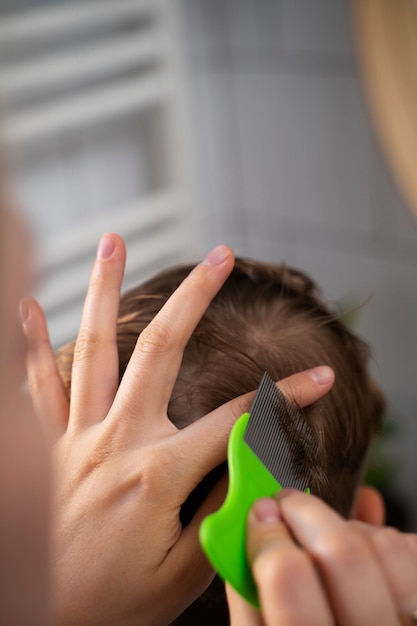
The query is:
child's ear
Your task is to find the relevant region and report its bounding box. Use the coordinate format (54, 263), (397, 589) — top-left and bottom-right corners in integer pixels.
(351, 485), (385, 526)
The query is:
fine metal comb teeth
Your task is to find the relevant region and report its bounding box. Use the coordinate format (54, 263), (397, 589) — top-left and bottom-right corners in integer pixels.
(243, 371), (317, 491)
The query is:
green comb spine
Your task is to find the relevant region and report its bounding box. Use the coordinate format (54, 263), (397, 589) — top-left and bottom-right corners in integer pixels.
(199, 412), (282, 608)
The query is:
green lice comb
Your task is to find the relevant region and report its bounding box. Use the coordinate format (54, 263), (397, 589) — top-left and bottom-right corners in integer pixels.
(199, 372), (317, 608)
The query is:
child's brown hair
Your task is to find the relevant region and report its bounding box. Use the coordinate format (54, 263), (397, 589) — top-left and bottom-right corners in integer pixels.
(57, 257), (384, 517)
(56, 257), (385, 624)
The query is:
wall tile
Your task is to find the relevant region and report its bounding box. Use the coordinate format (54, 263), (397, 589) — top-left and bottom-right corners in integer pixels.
(181, 75), (219, 247)
(369, 141), (405, 239)
(253, 0), (283, 50)
(195, 73), (245, 226)
(199, 0), (231, 50)
(360, 258), (417, 398)
(293, 242), (375, 302)
(382, 389), (417, 529)
(396, 202), (417, 244)
(177, 0), (205, 54)
(227, 0), (262, 50)
(244, 211), (298, 264)
(235, 71), (372, 231)
(280, 0), (351, 55)
(359, 257), (417, 528)
(180, 0), (417, 529)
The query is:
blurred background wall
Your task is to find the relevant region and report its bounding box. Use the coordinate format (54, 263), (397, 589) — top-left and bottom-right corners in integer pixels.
(1, 0), (417, 529)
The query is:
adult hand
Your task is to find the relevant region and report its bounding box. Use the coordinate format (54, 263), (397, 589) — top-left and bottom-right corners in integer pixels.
(22, 234), (334, 626)
(227, 491), (417, 626)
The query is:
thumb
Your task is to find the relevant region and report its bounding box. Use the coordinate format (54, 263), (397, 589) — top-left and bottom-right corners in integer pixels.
(247, 497), (294, 567)
(246, 497), (333, 626)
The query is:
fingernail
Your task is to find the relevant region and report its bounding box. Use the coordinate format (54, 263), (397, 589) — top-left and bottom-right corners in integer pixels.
(97, 233), (116, 259)
(19, 298), (30, 326)
(252, 498), (281, 523)
(202, 244), (229, 266)
(307, 365), (334, 385)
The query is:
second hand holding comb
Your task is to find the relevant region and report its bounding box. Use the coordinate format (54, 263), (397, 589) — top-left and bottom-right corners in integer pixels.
(199, 372), (317, 607)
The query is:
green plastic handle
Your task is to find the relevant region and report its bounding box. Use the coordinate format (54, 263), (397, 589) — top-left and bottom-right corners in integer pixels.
(199, 412), (282, 608)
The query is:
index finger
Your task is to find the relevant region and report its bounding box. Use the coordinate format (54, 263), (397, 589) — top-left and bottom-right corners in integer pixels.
(110, 245), (235, 427)
(277, 491), (398, 624)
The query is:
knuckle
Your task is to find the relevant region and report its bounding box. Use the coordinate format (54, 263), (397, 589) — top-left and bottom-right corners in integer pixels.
(137, 446), (178, 492)
(28, 369), (52, 396)
(371, 526), (403, 556)
(315, 526), (367, 570)
(84, 445), (111, 476)
(406, 533), (417, 555)
(232, 391), (255, 418)
(234, 398), (250, 419)
(73, 331), (101, 361)
(254, 545), (307, 593)
(28, 330), (50, 352)
(139, 443), (170, 475)
(137, 322), (175, 355)
(277, 380), (295, 405)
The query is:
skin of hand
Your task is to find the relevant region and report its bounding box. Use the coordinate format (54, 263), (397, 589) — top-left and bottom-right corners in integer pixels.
(227, 491), (417, 626)
(0, 205), (50, 626)
(22, 234), (335, 626)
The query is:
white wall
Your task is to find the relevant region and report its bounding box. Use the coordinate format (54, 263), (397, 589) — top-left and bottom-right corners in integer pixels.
(4, 0), (416, 529)
(178, 0), (417, 529)
(1, 0), (199, 348)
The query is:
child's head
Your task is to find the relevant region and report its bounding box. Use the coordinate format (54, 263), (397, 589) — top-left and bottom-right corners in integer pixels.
(56, 256), (385, 625)
(57, 257), (385, 518)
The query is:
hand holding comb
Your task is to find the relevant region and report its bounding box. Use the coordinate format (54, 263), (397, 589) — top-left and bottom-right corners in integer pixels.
(199, 371), (317, 607)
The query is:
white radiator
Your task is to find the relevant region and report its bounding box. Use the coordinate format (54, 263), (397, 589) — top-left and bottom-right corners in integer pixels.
(0, 0), (198, 348)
